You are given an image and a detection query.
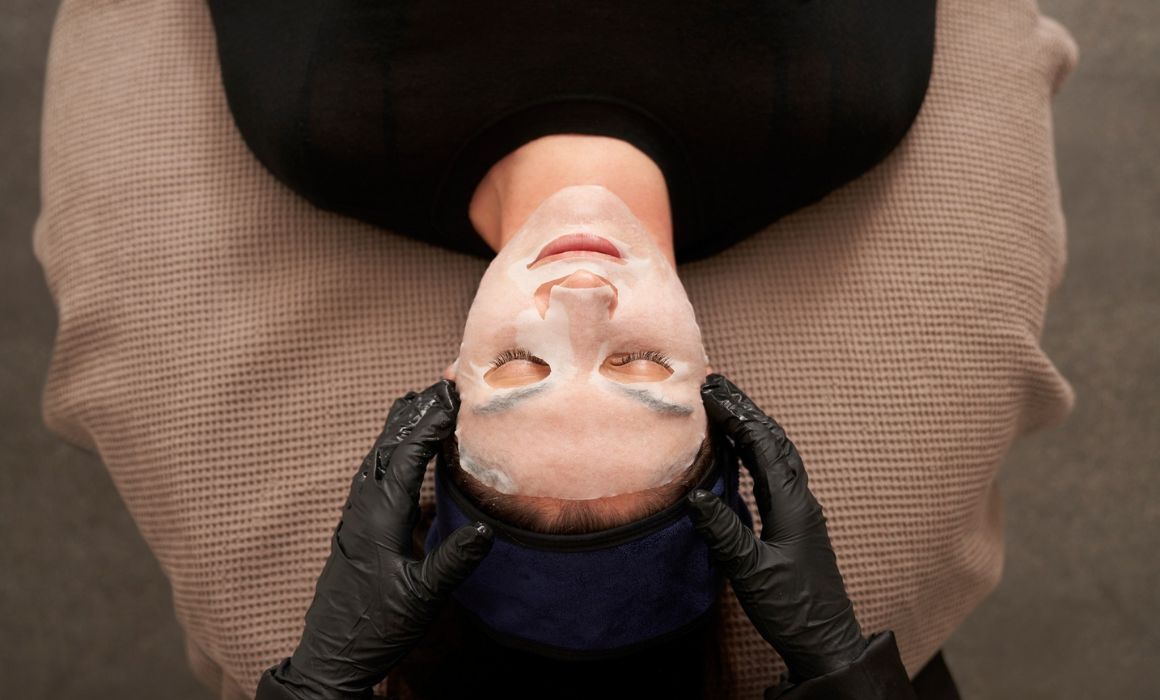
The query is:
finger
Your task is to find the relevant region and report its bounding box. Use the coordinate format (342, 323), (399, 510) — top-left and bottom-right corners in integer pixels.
(369, 387), (438, 479)
(755, 438), (828, 544)
(378, 380), (459, 537)
(346, 384), (432, 504)
(382, 380), (458, 489)
(350, 390), (423, 489)
(701, 373), (789, 461)
(387, 390), (421, 424)
(410, 522), (494, 603)
(686, 489), (764, 589)
(701, 374), (820, 541)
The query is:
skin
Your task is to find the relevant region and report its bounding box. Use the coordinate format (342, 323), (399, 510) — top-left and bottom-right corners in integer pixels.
(467, 134), (677, 265)
(443, 134), (714, 503)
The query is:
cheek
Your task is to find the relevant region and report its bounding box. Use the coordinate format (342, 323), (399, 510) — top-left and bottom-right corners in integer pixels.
(616, 284), (706, 365)
(459, 282), (525, 380)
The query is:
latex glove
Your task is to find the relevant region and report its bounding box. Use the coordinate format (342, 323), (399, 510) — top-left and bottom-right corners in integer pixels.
(258, 379), (494, 700)
(687, 373), (867, 684)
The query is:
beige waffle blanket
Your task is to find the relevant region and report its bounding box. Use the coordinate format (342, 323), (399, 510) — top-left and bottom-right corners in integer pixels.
(33, 0), (1078, 697)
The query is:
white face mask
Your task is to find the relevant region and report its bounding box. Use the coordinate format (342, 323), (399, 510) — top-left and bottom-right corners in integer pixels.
(451, 184), (709, 500)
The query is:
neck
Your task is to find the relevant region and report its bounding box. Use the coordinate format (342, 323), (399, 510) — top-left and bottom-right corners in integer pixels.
(468, 134), (676, 266)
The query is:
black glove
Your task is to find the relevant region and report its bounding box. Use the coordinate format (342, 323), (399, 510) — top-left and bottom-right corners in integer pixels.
(687, 373), (868, 684)
(257, 379), (494, 700)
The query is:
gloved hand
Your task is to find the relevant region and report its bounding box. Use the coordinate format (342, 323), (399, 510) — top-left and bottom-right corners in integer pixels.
(687, 374), (868, 685)
(258, 379), (494, 700)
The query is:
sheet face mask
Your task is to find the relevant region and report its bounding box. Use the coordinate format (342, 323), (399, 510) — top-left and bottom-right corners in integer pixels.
(452, 184), (709, 499)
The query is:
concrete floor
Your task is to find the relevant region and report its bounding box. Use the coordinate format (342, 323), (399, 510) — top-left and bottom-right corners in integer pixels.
(1, 0), (1156, 698)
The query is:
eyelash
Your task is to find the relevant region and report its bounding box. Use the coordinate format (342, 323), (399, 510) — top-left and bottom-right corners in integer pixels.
(489, 348), (548, 369)
(611, 350), (674, 370)
(489, 348), (673, 370)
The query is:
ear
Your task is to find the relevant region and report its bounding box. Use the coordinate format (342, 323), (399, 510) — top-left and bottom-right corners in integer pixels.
(442, 359), (458, 381)
(705, 364), (714, 376)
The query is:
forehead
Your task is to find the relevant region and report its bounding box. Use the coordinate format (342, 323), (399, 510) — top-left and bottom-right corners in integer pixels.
(470, 380), (692, 417)
(455, 379), (707, 499)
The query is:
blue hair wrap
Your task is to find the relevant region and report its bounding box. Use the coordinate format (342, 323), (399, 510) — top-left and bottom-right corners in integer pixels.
(426, 433), (750, 658)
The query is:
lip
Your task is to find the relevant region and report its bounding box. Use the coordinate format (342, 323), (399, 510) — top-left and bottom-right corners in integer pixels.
(529, 233), (623, 269)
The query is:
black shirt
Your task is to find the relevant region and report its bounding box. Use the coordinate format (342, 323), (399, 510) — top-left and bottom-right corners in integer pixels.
(206, 1), (936, 263)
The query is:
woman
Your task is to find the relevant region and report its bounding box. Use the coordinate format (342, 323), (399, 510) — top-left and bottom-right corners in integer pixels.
(201, 1), (945, 696)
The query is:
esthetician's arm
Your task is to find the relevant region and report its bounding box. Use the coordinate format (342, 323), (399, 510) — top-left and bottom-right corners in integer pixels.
(688, 374), (917, 700)
(255, 380), (494, 700)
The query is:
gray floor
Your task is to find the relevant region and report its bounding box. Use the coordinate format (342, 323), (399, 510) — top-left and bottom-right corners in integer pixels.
(2, 1), (1156, 698)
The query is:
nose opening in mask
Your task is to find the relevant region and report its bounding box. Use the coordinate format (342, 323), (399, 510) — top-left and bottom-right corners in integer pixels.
(535, 270), (619, 319)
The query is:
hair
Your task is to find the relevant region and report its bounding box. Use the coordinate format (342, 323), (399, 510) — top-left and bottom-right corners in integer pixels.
(440, 432), (715, 535)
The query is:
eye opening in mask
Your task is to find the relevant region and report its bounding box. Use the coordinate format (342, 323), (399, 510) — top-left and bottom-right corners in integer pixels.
(484, 347), (676, 387)
(605, 350), (674, 380)
(485, 348), (551, 386)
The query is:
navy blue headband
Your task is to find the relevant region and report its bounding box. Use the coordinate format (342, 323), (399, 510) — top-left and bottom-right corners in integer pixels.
(426, 433), (750, 658)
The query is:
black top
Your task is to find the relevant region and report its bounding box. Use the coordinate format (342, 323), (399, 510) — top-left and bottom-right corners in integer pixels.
(206, 1), (936, 263)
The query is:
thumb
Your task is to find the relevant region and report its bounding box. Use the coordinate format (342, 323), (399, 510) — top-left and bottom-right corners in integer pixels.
(687, 490), (763, 588)
(412, 522), (494, 602)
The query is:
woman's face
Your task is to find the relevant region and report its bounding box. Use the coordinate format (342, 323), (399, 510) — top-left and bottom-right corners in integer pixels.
(449, 184), (709, 500)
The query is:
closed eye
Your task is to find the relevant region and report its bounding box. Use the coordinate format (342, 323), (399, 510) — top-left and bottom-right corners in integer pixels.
(602, 350), (674, 382)
(485, 348), (550, 388)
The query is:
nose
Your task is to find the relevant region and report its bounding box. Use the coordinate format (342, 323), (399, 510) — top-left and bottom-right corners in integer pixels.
(557, 270), (607, 289)
(535, 270), (619, 318)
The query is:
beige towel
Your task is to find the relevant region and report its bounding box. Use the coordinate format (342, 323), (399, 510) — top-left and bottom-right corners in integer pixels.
(33, 0), (1078, 696)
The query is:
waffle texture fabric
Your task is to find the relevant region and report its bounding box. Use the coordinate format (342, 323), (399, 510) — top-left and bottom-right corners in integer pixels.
(32, 0), (1078, 697)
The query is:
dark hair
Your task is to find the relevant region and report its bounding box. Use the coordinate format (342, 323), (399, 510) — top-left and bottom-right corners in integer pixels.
(440, 432), (715, 535)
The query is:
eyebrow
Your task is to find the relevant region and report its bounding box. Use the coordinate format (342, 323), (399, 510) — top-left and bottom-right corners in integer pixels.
(473, 383), (552, 414)
(612, 385), (696, 416)
(473, 382), (694, 416)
